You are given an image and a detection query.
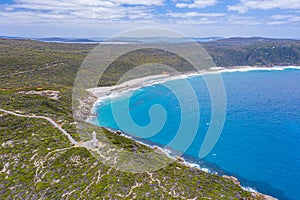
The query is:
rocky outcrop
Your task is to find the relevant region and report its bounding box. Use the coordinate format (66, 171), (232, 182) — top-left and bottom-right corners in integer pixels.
(222, 175), (277, 200)
(74, 91), (98, 121)
(222, 175), (241, 186)
(175, 156), (185, 163)
(18, 90), (61, 100)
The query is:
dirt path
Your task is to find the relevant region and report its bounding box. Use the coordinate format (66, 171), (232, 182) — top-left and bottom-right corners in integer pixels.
(0, 64), (58, 78)
(0, 108), (78, 145)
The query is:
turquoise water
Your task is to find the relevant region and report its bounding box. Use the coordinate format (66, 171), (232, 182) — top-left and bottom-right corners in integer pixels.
(92, 68), (300, 200)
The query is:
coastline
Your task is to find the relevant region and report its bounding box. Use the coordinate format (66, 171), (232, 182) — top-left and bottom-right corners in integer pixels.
(87, 65), (300, 106)
(97, 127), (276, 200)
(84, 65), (300, 200)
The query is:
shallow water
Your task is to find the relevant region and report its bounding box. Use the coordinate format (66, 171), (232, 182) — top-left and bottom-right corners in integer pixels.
(92, 67), (300, 200)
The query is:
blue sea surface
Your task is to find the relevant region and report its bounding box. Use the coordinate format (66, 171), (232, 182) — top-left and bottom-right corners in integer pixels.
(92, 68), (300, 200)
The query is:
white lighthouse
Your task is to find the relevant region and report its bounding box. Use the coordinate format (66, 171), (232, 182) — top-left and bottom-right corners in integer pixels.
(92, 131), (98, 147)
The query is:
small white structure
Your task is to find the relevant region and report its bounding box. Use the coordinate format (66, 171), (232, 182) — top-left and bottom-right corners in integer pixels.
(92, 131), (98, 147)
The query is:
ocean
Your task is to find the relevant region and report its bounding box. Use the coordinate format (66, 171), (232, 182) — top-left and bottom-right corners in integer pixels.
(91, 67), (300, 200)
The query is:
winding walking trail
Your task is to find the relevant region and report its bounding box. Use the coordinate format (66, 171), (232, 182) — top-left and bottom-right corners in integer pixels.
(0, 108), (78, 145)
(0, 63), (60, 78)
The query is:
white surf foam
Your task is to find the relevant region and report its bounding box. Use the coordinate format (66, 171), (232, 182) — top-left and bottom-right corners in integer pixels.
(219, 66), (300, 74)
(242, 186), (258, 193)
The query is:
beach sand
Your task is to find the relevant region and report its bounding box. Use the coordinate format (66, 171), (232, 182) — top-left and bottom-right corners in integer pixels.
(86, 74), (171, 97)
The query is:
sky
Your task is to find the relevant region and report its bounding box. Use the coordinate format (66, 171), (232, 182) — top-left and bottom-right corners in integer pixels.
(0, 0), (299, 38)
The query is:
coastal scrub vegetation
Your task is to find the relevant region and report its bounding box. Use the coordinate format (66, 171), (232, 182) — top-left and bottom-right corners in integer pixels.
(1, 37), (299, 199)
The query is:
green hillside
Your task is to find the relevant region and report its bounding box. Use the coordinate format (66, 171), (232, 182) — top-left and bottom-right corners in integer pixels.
(0, 37), (293, 199)
(202, 37), (300, 67)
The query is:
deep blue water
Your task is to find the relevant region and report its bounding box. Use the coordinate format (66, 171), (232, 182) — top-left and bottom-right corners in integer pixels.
(92, 68), (300, 200)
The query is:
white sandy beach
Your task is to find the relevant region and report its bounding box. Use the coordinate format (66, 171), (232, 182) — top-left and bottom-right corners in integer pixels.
(86, 66), (228, 99)
(86, 74), (171, 98)
(87, 66), (300, 100)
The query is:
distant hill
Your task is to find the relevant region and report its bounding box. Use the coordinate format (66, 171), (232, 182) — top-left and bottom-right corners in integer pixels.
(0, 36), (103, 43)
(0, 37), (299, 84)
(202, 37), (300, 67)
(96, 37), (300, 85)
(0, 36), (223, 44)
(194, 37), (224, 42)
(36, 37), (101, 43)
(108, 36), (223, 43)
(3, 35), (299, 68)
(1, 37), (299, 87)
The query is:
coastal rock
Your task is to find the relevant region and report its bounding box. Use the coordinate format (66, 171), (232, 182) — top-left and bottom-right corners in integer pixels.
(152, 146), (166, 155)
(261, 194), (277, 200)
(116, 130), (122, 135)
(74, 92), (98, 120)
(222, 175), (277, 200)
(252, 192), (278, 200)
(222, 175), (240, 186)
(175, 156), (185, 162)
(17, 90), (61, 100)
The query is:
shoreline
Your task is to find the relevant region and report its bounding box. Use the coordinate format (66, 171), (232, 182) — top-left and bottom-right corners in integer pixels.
(84, 65), (300, 200)
(87, 65), (300, 106)
(96, 127), (276, 200)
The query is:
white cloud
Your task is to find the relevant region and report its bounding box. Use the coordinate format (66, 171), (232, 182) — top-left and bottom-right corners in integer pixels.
(112, 0), (165, 6)
(227, 5), (249, 13)
(0, 0), (299, 38)
(167, 12), (225, 18)
(268, 14), (300, 25)
(175, 19), (218, 24)
(176, 0), (217, 8)
(228, 0), (300, 13)
(14, 0), (165, 7)
(0, 0), (161, 24)
(271, 14), (300, 21)
(165, 11), (224, 25)
(267, 21), (288, 25)
(227, 15), (262, 25)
